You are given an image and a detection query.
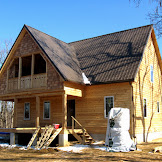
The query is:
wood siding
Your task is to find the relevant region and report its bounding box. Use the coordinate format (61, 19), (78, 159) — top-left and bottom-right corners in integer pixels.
(16, 96), (63, 128)
(67, 82), (132, 134)
(132, 35), (162, 141)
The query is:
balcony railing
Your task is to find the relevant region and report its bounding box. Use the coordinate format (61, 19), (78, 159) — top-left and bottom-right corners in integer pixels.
(8, 73), (47, 92)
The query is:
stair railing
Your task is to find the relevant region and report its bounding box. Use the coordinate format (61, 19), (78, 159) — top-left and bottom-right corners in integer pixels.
(71, 116), (86, 144)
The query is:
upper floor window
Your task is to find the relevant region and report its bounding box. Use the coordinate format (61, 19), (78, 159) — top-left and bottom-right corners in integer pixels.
(34, 54), (46, 74)
(24, 102), (30, 120)
(143, 98), (147, 118)
(150, 65), (153, 83)
(104, 96), (114, 118)
(43, 101), (50, 119)
(22, 56), (32, 76)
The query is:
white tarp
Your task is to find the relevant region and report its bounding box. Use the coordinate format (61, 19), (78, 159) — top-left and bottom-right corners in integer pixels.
(105, 108), (136, 152)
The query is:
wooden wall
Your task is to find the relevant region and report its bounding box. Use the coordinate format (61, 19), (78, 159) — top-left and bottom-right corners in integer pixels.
(16, 96), (63, 128)
(67, 82), (132, 135)
(132, 34), (162, 141)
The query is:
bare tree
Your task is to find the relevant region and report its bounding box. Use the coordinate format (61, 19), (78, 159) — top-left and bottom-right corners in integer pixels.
(131, 0), (162, 37)
(0, 39), (14, 128)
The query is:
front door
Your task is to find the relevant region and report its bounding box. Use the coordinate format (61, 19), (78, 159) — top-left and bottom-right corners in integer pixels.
(67, 100), (75, 127)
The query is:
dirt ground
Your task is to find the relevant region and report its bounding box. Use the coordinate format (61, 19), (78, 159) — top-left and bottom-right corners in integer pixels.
(0, 142), (162, 162)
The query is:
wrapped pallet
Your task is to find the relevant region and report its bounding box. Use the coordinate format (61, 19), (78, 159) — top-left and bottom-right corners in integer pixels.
(105, 108), (136, 152)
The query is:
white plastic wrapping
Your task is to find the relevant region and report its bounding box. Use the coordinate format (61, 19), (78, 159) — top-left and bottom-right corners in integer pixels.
(105, 108), (135, 152)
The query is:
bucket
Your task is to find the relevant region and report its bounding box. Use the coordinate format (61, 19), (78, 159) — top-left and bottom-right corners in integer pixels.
(54, 124), (60, 129)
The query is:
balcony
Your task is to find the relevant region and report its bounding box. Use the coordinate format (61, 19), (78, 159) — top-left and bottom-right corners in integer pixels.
(8, 73), (47, 92)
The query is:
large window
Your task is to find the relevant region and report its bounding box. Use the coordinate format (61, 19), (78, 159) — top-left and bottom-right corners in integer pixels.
(104, 96), (114, 118)
(22, 56), (32, 76)
(34, 54), (46, 74)
(43, 101), (50, 119)
(150, 65), (153, 83)
(24, 102), (30, 120)
(143, 99), (147, 118)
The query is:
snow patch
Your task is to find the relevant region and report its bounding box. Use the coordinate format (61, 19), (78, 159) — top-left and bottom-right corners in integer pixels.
(82, 73), (91, 84)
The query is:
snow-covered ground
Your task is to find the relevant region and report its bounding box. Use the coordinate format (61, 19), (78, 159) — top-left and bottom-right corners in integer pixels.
(0, 142), (106, 153)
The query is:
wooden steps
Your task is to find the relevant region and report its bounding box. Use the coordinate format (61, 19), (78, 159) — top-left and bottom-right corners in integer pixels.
(27, 127), (40, 150)
(71, 116), (94, 145)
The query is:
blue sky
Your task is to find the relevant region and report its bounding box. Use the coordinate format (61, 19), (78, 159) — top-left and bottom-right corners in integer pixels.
(0, 0), (161, 54)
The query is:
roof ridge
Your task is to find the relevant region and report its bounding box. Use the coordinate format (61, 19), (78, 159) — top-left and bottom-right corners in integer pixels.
(24, 24), (68, 45)
(69, 24), (153, 44)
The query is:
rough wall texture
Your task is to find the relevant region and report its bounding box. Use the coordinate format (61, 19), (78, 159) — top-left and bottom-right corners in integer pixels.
(0, 31), (63, 95)
(132, 35), (162, 142)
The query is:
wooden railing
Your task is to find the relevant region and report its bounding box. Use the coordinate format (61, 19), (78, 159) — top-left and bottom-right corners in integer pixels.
(71, 116), (86, 144)
(8, 73), (47, 91)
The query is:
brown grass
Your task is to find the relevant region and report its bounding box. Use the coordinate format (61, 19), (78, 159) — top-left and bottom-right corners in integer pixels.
(0, 142), (161, 162)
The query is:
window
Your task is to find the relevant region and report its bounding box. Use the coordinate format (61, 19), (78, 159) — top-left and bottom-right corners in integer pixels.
(150, 65), (153, 82)
(34, 54), (46, 74)
(24, 102), (30, 120)
(44, 101), (50, 119)
(104, 96), (114, 118)
(143, 99), (147, 117)
(22, 56), (32, 76)
(157, 101), (160, 113)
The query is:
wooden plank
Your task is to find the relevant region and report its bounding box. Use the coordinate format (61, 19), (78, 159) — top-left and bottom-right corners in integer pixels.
(36, 96), (40, 127)
(18, 57), (22, 89)
(27, 127), (40, 149)
(31, 54), (34, 88)
(64, 86), (82, 97)
(44, 128), (62, 147)
(13, 98), (18, 128)
(62, 93), (67, 130)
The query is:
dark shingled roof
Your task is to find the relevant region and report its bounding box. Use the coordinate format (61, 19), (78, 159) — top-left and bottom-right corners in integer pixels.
(69, 25), (152, 84)
(25, 25), (83, 83)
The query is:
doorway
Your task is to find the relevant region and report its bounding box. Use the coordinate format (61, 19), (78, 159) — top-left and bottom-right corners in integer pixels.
(67, 100), (75, 127)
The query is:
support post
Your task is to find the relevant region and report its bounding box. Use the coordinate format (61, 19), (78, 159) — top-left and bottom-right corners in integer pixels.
(18, 57), (22, 89)
(10, 133), (18, 145)
(13, 98), (18, 128)
(36, 96), (40, 127)
(59, 92), (68, 146)
(31, 54), (34, 88)
(6, 69), (9, 91)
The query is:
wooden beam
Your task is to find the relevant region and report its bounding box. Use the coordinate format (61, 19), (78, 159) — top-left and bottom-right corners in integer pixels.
(36, 96), (40, 127)
(31, 54), (35, 88)
(13, 98), (18, 128)
(6, 69), (9, 91)
(62, 92), (67, 130)
(18, 57), (22, 89)
(64, 86), (82, 97)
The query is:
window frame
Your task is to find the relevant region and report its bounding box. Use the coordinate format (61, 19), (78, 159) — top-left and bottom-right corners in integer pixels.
(150, 65), (153, 83)
(43, 101), (50, 120)
(157, 101), (160, 113)
(24, 102), (30, 120)
(104, 96), (114, 118)
(143, 98), (147, 118)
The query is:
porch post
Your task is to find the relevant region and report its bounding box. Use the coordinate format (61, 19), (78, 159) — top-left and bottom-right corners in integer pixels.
(13, 98), (18, 128)
(18, 57), (22, 89)
(31, 54), (34, 88)
(36, 96), (40, 127)
(59, 92), (68, 146)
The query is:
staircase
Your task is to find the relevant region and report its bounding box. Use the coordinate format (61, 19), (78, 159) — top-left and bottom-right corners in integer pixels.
(71, 116), (94, 145)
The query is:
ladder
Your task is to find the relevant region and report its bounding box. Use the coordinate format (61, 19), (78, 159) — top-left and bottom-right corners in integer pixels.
(35, 125), (54, 149)
(44, 128), (62, 147)
(27, 127), (40, 150)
